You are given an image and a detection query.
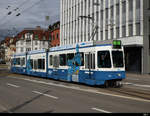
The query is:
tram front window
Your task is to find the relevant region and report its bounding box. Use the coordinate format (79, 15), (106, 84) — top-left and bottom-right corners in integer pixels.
(98, 51), (111, 68)
(112, 51), (124, 68)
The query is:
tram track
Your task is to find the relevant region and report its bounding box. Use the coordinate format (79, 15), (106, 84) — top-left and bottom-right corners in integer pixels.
(2, 69), (150, 102)
(106, 87), (150, 101)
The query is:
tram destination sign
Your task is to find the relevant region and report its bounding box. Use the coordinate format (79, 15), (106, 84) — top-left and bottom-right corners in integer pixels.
(113, 40), (122, 49)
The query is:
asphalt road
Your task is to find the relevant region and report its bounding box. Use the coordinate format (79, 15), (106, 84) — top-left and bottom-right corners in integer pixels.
(0, 69), (150, 113)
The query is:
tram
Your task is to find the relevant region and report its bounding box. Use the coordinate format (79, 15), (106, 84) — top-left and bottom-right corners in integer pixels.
(11, 40), (126, 87)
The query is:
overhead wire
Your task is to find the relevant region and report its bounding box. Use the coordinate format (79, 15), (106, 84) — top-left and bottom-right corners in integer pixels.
(0, 0), (43, 28)
(0, 0), (30, 25)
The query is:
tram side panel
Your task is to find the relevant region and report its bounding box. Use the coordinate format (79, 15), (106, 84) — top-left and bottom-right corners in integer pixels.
(26, 52), (47, 78)
(47, 50), (71, 81)
(11, 55), (26, 75)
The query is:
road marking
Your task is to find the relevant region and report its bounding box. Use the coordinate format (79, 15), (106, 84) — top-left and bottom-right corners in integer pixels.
(123, 82), (150, 88)
(126, 78), (139, 81)
(10, 76), (150, 103)
(92, 108), (111, 113)
(7, 83), (20, 88)
(32, 91), (58, 100)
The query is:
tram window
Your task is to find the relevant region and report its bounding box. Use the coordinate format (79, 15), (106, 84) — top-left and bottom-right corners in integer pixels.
(30, 59), (33, 69)
(85, 53), (95, 69)
(75, 52), (84, 66)
(112, 51), (124, 68)
(67, 53), (74, 60)
(92, 54), (95, 69)
(12, 58), (15, 65)
(42, 59), (45, 70)
(38, 59), (45, 70)
(16, 58), (20, 65)
(60, 54), (67, 66)
(85, 54), (89, 69)
(21, 58), (25, 66)
(49, 55), (53, 66)
(53, 56), (59, 68)
(34, 60), (38, 69)
(81, 53), (84, 66)
(98, 51), (111, 68)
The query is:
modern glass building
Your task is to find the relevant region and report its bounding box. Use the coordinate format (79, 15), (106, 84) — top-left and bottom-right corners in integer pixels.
(60, 0), (150, 74)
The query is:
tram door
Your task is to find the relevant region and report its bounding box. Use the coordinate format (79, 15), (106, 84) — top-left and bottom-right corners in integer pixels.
(85, 52), (95, 79)
(53, 55), (59, 78)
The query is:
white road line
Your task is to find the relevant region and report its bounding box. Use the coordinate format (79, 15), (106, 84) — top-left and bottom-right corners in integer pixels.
(126, 78), (139, 81)
(32, 91), (58, 100)
(123, 82), (150, 88)
(10, 76), (150, 103)
(7, 83), (20, 88)
(92, 108), (112, 113)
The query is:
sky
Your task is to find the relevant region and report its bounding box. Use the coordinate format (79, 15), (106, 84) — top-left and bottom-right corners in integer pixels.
(0, 0), (60, 40)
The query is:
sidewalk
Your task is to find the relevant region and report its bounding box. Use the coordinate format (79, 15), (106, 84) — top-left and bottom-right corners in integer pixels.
(126, 73), (150, 78)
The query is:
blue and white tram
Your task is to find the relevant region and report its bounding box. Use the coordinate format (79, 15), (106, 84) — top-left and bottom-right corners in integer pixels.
(11, 40), (126, 87)
(47, 41), (125, 87)
(26, 50), (47, 78)
(11, 53), (26, 74)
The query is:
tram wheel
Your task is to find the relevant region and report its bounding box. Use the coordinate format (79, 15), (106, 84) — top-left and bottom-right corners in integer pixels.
(115, 81), (123, 88)
(104, 81), (109, 88)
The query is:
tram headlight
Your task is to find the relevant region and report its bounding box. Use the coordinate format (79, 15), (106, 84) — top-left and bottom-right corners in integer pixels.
(117, 73), (121, 77)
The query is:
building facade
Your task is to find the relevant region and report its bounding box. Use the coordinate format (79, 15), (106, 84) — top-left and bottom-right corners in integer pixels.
(4, 37), (16, 64)
(60, 0), (150, 74)
(15, 26), (50, 54)
(49, 21), (60, 47)
(0, 40), (6, 63)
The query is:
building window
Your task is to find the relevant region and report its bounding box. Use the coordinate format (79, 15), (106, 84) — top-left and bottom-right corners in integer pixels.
(43, 41), (45, 45)
(122, 1), (126, 25)
(53, 35), (55, 40)
(110, 28), (114, 39)
(56, 33), (59, 39)
(110, 6), (114, 19)
(106, 8), (108, 25)
(21, 40), (24, 45)
(129, 24), (133, 36)
(101, 31), (103, 40)
(105, 30), (108, 40)
(26, 48), (31, 52)
(129, 0), (133, 11)
(116, 4), (120, 26)
(21, 47), (24, 52)
(136, 0), (140, 9)
(122, 26), (126, 37)
(35, 41), (38, 45)
(136, 23), (141, 36)
(116, 27), (120, 39)
(35, 35), (38, 40)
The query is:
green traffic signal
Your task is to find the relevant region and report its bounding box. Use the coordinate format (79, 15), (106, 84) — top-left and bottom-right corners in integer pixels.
(113, 40), (122, 49)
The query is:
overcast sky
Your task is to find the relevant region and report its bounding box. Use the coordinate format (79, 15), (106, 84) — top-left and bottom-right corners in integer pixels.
(0, 0), (60, 30)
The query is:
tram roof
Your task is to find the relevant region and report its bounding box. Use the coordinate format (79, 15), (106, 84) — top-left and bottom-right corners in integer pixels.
(49, 40), (113, 52)
(13, 52), (26, 57)
(28, 49), (46, 55)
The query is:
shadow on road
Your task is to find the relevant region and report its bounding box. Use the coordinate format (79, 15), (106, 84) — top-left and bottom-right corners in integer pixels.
(1, 90), (54, 113)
